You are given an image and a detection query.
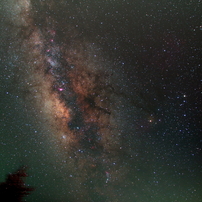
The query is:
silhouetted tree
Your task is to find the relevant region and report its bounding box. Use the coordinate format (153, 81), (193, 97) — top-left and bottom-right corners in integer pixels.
(0, 166), (34, 202)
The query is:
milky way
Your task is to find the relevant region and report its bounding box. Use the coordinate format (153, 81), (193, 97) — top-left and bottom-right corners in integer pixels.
(6, 1), (143, 200)
(1, 0), (201, 201)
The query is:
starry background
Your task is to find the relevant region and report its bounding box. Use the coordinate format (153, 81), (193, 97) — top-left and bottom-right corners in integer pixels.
(0, 0), (202, 201)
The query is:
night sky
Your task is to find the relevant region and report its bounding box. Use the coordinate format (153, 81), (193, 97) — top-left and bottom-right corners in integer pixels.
(0, 0), (202, 201)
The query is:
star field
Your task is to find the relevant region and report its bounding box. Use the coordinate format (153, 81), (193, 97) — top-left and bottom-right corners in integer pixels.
(0, 0), (202, 201)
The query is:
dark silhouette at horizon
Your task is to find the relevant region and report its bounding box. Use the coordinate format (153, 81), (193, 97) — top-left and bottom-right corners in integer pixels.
(0, 166), (34, 202)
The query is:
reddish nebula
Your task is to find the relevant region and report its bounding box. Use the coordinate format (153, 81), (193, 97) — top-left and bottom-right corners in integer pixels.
(7, 1), (142, 201)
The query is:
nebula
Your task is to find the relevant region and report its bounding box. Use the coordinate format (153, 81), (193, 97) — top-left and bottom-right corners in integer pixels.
(3, 0), (144, 200)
